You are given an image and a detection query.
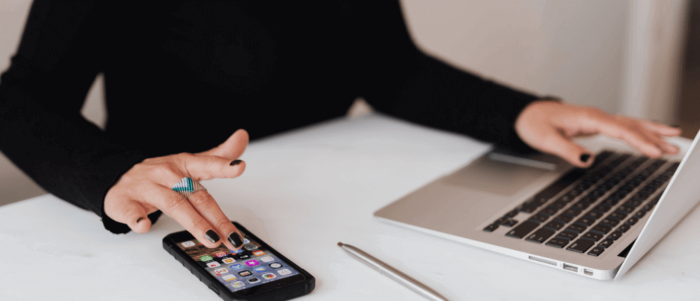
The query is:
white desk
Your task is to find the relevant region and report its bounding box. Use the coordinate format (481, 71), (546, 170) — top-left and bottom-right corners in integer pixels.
(2, 114), (700, 300)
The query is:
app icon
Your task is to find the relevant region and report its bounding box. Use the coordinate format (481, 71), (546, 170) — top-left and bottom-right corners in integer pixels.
(230, 249), (243, 254)
(231, 281), (245, 288)
(207, 261), (221, 268)
(213, 268), (228, 276)
(252, 250), (266, 256)
(238, 270), (252, 277)
(245, 260), (259, 267)
(244, 238), (250, 244)
(262, 273), (276, 280)
(214, 252), (227, 258)
(222, 274), (237, 281)
(229, 264), (244, 270)
(244, 244), (258, 251)
(247, 277), (261, 284)
(277, 269), (291, 275)
(181, 241), (195, 248)
(200, 255), (213, 262)
(237, 254), (251, 260)
(260, 256), (274, 263)
(269, 263), (282, 269)
(222, 257), (235, 264)
(254, 267), (266, 272)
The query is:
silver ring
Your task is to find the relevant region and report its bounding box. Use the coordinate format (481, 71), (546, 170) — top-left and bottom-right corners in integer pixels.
(172, 177), (207, 199)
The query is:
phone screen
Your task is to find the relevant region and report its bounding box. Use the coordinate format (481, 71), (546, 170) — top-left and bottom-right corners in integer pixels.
(176, 234), (301, 292)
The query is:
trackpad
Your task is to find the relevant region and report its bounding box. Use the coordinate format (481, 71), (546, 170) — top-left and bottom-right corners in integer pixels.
(442, 155), (550, 196)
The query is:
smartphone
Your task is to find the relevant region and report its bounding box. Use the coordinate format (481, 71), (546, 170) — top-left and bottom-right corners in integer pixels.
(163, 222), (315, 301)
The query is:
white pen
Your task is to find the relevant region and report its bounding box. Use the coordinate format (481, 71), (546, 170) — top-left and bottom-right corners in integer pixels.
(338, 242), (448, 301)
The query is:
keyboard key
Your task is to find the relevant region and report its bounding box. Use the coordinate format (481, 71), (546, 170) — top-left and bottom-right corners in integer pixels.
(483, 224), (499, 232)
(557, 231), (578, 240)
(529, 214), (549, 223)
(525, 228), (556, 244)
(634, 210), (646, 218)
(625, 198), (643, 207)
(592, 224), (612, 234)
(543, 221), (565, 231)
(608, 211), (627, 220)
(519, 204), (537, 213)
(505, 209), (519, 218)
(546, 238), (570, 249)
(592, 204), (612, 213)
(599, 218), (619, 227)
(549, 200), (567, 210)
(641, 203), (655, 212)
(598, 239), (614, 248)
(554, 214), (573, 224)
(586, 211), (604, 219)
(572, 201), (590, 210)
(617, 205), (635, 214)
(588, 247), (605, 257)
(495, 217), (507, 224)
(601, 198), (619, 206)
(608, 231), (623, 240)
(567, 238), (596, 253)
(502, 219), (518, 227)
(540, 207), (558, 216)
(584, 231), (603, 241)
(627, 217), (639, 225)
(562, 208), (581, 217)
(575, 217), (596, 227)
(506, 221), (540, 239)
(566, 224), (587, 233)
(618, 224), (630, 233)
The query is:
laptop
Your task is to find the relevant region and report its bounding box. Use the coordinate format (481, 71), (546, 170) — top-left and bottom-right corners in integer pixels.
(374, 130), (700, 280)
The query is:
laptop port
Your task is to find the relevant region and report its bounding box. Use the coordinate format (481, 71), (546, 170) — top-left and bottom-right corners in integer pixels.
(528, 256), (556, 266)
(584, 269), (593, 276)
(563, 263), (578, 272)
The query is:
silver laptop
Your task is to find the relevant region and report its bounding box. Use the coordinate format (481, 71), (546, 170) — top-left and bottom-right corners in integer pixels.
(374, 131), (700, 280)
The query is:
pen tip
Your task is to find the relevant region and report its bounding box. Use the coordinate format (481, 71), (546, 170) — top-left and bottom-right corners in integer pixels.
(337, 242), (343, 247)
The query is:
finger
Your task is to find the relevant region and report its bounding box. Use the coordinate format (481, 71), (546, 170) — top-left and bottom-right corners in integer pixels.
(637, 128), (679, 155)
(198, 129), (249, 159)
(147, 186), (223, 248)
(640, 120), (682, 137)
(590, 116), (664, 158)
(183, 154), (246, 181)
(104, 199), (152, 234)
(188, 190), (244, 251)
(538, 130), (594, 168)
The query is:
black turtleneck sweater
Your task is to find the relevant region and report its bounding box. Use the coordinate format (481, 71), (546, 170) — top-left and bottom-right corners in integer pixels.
(0, 0), (538, 233)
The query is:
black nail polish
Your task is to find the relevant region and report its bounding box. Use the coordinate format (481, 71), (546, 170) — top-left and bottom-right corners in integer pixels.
(205, 230), (220, 243)
(136, 217), (144, 223)
(228, 232), (243, 248)
(580, 154), (591, 163)
(230, 159), (242, 166)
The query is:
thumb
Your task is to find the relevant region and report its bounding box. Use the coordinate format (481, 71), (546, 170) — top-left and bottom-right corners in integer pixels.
(199, 129), (249, 159)
(539, 131), (594, 168)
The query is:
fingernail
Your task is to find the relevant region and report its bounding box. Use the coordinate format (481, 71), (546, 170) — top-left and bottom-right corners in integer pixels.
(230, 160), (242, 166)
(136, 217), (144, 223)
(205, 230), (220, 243)
(580, 154), (591, 163)
(228, 232), (243, 248)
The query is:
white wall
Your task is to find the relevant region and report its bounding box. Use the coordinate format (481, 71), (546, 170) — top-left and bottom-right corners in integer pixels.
(401, 0), (629, 114)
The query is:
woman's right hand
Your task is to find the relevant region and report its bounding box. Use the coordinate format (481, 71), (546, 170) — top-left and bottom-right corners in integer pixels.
(104, 129), (249, 250)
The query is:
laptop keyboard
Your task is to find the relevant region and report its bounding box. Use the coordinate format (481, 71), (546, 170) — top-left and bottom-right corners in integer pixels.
(483, 150), (679, 257)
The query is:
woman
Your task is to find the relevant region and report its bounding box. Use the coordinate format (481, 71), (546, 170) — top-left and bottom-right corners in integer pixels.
(0, 1), (680, 252)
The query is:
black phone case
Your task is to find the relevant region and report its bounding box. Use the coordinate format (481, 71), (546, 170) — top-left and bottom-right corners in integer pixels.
(163, 222), (315, 301)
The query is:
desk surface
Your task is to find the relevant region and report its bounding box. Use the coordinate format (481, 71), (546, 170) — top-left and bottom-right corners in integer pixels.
(2, 114), (700, 301)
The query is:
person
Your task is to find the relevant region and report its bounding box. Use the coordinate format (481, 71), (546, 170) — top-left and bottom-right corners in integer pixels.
(0, 1), (680, 251)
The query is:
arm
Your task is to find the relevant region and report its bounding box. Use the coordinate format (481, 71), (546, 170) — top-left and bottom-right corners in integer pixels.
(0, 0), (149, 233)
(347, 1), (538, 151)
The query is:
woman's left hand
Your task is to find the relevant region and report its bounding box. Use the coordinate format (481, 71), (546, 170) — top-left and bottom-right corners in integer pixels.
(515, 101), (682, 168)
